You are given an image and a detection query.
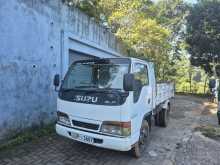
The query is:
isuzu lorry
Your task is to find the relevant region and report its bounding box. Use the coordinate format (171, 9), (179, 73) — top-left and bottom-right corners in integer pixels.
(53, 57), (174, 157)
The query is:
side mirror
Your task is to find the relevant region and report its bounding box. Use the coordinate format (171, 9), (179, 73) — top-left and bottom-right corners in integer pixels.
(134, 79), (142, 91)
(53, 74), (60, 91)
(123, 73), (135, 91)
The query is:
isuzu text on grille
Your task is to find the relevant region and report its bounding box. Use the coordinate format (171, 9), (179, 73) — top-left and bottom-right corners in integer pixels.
(75, 95), (98, 103)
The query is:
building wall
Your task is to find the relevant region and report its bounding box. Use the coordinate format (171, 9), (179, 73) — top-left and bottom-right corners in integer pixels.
(0, 0), (125, 142)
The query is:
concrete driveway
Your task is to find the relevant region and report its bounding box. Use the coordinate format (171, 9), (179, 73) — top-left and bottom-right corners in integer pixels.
(0, 95), (219, 165)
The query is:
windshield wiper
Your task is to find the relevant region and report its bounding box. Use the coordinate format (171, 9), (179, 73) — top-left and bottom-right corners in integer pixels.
(74, 86), (122, 91)
(102, 87), (122, 91)
(61, 86), (97, 92)
(74, 85), (98, 89)
(61, 88), (76, 92)
(61, 87), (122, 93)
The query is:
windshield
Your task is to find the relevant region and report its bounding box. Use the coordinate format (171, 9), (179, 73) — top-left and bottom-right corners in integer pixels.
(61, 59), (130, 91)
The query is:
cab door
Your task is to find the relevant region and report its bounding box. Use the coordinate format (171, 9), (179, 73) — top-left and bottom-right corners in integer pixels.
(131, 63), (152, 139)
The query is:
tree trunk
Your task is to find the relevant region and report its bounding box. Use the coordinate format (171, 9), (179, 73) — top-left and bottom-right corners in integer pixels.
(204, 75), (208, 94)
(162, 64), (166, 81)
(189, 73), (192, 93)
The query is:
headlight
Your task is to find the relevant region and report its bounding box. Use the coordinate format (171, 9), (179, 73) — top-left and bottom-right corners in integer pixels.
(57, 111), (71, 126)
(101, 121), (131, 137)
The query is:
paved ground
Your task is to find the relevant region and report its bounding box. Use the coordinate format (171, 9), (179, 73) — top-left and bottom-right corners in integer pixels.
(0, 95), (220, 165)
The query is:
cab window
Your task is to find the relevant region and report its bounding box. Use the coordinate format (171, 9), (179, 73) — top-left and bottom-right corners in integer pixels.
(133, 63), (149, 103)
(134, 63), (149, 86)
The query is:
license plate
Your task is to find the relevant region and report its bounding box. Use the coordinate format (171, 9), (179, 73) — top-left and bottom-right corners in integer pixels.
(70, 132), (94, 144)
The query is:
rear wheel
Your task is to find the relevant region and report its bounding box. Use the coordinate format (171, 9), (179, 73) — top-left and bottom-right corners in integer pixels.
(218, 114), (220, 125)
(154, 113), (160, 126)
(159, 108), (169, 127)
(131, 120), (149, 158)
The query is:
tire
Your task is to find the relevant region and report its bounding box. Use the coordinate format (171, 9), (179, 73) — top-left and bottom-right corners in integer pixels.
(154, 113), (159, 126)
(131, 120), (149, 158)
(217, 111), (220, 125)
(159, 105), (170, 127)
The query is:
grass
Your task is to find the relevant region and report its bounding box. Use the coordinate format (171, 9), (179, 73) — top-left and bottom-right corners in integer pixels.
(176, 92), (211, 98)
(0, 123), (55, 152)
(195, 125), (220, 140)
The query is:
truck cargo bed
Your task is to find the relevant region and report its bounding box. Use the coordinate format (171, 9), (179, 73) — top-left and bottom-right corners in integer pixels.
(156, 83), (174, 105)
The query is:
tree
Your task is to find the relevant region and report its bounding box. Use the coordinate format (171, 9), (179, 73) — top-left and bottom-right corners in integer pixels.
(174, 54), (208, 93)
(97, 0), (188, 80)
(63, 0), (188, 80)
(62, 0), (101, 20)
(186, 0), (220, 74)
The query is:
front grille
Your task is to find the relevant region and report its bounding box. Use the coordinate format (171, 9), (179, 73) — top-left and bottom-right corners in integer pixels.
(72, 120), (99, 130)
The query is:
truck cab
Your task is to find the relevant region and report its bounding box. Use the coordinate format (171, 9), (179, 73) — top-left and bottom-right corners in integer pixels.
(54, 57), (173, 157)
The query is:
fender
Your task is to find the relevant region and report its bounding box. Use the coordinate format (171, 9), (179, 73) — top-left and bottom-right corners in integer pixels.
(162, 99), (170, 110)
(132, 112), (152, 146)
(143, 112), (152, 131)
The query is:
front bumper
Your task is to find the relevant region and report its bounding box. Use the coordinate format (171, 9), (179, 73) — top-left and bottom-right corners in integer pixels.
(56, 124), (132, 151)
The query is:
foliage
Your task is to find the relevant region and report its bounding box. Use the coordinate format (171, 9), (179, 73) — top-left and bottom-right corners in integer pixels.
(173, 53), (209, 93)
(195, 125), (220, 140)
(153, 0), (189, 58)
(77, 0), (188, 80)
(0, 124), (55, 152)
(63, 0), (209, 93)
(186, 0), (220, 74)
(63, 0), (101, 20)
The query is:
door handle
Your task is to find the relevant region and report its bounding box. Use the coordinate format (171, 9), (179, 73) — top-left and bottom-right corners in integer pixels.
(148, 98), (151, 104)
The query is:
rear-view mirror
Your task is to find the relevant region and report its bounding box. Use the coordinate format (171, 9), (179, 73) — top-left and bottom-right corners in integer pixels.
(123, 73), (135, 91)
(53, 74), (60, 91)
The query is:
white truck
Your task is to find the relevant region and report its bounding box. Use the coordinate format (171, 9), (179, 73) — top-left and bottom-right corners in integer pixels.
(53, 57), (174, 157)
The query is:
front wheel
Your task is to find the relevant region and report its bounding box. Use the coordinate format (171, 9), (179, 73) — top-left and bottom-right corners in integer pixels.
(131, 120), (149, 158)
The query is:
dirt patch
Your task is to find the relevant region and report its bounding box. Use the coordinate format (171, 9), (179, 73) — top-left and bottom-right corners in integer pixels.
(195, 125), (220, 141)
(201, 102), (217, 116)
(174, 132), (220, 165)
(170, 110), (185, 119)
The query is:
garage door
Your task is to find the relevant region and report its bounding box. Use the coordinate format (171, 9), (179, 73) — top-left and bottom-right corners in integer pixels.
(69, 50), (97, 66)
